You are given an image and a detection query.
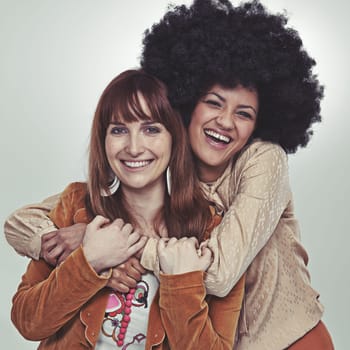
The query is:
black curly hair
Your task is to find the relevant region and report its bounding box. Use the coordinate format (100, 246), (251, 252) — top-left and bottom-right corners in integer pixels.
(141, 0), (324, 153)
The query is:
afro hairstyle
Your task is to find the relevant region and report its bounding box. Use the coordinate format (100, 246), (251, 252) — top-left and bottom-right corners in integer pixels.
(141, 0), (324, 153)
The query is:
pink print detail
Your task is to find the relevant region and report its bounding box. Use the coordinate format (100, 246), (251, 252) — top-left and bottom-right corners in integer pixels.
(106, 293), (124, 315)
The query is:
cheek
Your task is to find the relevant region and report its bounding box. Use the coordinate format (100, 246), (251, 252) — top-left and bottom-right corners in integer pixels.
(162, 139), (172, 163)
(104, 137), (112, 158)
(188, 111), (202, 133)
(105, 137), (122, 158)
(239, 123), (255, 141)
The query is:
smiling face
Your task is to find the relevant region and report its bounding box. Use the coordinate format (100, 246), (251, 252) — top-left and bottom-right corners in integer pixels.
(188, 84), (258, 182)
(105, 94), (172, 194)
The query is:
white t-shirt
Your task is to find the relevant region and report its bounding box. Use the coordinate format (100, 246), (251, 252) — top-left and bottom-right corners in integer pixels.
(96, 272), (158, 349)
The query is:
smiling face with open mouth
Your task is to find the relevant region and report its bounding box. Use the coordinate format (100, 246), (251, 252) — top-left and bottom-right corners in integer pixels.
(188, 84), (258, 182)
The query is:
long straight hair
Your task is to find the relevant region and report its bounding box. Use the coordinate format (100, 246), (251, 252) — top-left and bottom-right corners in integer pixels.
(87, 69), (210, 240)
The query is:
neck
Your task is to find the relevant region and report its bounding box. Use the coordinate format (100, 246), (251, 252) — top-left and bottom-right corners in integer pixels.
(197, 162), (227, 183)
(121, 181), (166, 234)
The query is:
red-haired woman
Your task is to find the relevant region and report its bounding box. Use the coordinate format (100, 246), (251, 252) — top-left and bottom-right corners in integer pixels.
(10, 69), (244, 349)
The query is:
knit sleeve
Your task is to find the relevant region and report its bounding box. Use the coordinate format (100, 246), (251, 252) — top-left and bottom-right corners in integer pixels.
(205, 142), (291, 296)
(4, 194), (60, 260)
(140, 237), (161, 278)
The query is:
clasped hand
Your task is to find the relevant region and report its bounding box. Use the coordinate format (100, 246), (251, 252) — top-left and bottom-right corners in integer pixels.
(157, 237), (213, 275)
(40, 217), (147, 288)
(82, 216), (148, 274)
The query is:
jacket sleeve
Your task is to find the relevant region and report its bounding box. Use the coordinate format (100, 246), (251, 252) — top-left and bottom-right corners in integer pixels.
(159, 271), (245, 350)
(11, 182), (109, 340)
(4, 194), (60, 259)
(11, 247), (110, 340)
(205, 142), (291, 296)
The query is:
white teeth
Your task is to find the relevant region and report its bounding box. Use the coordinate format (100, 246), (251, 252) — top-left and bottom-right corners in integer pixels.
(204, 129), (231, 143)
(123, 160), (151, 168)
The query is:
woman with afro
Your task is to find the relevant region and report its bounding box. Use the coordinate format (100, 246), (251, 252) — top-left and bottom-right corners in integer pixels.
(5, 0), (334, 349)
(140, 0), (333, 349)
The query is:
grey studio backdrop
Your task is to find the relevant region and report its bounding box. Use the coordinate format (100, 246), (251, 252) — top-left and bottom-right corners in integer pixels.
(0, 0), (348, 348)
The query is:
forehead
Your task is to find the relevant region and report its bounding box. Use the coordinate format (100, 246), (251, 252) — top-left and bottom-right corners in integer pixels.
(206, 84), (258, 105)
(208, 83), (257, 95)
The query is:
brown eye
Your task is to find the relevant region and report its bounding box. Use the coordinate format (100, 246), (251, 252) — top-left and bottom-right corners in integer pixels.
(237, 111), (253, 120)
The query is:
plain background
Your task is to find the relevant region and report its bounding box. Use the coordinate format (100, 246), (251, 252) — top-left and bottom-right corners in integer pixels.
(1, 0), (349, 348)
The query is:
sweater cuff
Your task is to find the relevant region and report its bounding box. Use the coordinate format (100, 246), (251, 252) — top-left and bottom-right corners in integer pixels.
(140, 237), (159, 271)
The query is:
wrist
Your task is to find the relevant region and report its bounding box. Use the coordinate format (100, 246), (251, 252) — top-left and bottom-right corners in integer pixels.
(82, 245), (104, 274)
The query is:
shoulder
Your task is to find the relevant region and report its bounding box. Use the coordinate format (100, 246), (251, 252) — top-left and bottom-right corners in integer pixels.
(49, 182), (89, 228)
(58, 182), (88, 214)
(234, 140), (288, 173)
(60, 182), (88, 202)
(241, 139), (286, 161)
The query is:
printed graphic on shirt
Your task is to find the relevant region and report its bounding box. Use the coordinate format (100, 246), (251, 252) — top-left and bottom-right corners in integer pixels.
(98, 273), (158, 349)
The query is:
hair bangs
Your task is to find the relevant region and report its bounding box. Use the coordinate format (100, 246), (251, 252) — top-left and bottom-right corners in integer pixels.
(104, 88), (146, 124)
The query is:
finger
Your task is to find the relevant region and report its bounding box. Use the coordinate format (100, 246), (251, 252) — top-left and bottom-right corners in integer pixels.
(109, 268), (138, 289)
(107, 281), (130, 293)
(41, 230), (58, 243)
(199, 240), (209, 250)
(112, 218), (125, 229)
(127, 236), (148, 257)
(200, 247), (213, 267)
(127, 231), (142, 246)
(112, 269), (138, 286)
(134, 246), (144, 259)
(121, 223), (133, 235)
(41, 238), (57, 253)
(129, 257), (146, 274)
(57, 250), (71, 265)
(157, 238), (167, 253)
(46, 245), (64, 262)
(167, 237), (178, 246)
(179, 237), (197, 251)
(201, 246), (212, 258)
(187, 236), (199, 248)
(89, 215), (110, 230)
(43, 255), (58, 267)
(121, 265), (142, 281)
(118, 274), (138, 288)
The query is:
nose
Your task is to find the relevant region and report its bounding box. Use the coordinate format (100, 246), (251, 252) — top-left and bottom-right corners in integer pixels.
(125, 133), (145, 157)
(216, 109), (235, 130)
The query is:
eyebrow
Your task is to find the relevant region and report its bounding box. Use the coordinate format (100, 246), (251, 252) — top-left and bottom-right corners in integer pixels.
(206, 92), (258, 115)
(238, 104), (258, 115)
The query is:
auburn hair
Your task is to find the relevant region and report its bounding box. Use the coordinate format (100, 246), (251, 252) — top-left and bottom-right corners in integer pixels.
(87, 69), (210, 240)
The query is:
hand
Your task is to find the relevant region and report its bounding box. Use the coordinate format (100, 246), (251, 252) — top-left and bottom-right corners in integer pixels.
(83, 216), (148, 274)
(157, 237), (213, 275)
(40, 223), (87, 266)
(107, 256), (146, 293)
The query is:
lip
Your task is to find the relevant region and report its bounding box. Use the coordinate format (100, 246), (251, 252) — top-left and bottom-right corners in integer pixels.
(203, 128), (233, 149)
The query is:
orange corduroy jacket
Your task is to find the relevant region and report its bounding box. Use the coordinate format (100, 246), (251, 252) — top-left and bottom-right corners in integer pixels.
(11, 182), (245, 349)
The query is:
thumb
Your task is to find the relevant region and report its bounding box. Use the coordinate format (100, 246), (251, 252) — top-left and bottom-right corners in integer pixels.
(200, 247), (213, 264)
